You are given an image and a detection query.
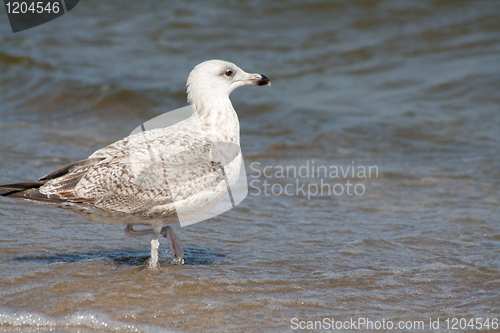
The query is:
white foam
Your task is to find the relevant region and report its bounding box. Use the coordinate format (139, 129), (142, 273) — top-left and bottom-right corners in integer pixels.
(0, 309), (176, 333)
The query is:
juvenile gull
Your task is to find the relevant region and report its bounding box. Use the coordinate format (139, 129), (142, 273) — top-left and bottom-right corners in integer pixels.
(0, 60), (270, 269)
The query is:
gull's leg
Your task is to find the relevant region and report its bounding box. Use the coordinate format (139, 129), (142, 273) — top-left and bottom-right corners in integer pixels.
(124, 224), (153, 237)
(145, 231), (160, 270)
(160, 226), (185, 265)
(124, 224), (161, 269)
(124, 224), (185, 265)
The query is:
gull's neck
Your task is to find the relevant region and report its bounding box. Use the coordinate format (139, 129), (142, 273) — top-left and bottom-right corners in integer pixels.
(190, 96), (240, 145)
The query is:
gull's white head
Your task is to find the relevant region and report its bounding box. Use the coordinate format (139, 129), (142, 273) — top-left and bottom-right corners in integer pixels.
(187, 60), (270, 107)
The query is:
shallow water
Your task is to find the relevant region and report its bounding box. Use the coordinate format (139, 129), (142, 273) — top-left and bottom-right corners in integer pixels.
(1, 0), (499, 332)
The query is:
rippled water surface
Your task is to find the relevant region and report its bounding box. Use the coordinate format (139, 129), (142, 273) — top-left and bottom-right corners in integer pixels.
(1, 0), (499, 332)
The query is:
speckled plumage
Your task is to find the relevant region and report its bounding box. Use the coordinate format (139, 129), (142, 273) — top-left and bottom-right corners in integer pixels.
(0, 59), (270, 268)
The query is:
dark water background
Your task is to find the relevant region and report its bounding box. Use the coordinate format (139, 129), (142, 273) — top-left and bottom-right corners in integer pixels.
(1, 0), (499, 332)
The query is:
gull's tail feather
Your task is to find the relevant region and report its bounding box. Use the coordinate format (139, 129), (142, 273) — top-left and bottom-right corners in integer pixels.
(0, 181), (46, 196)
(0, 181), (71, 204)
(0, 158), (105, 204)
(0, 181), (55, 203)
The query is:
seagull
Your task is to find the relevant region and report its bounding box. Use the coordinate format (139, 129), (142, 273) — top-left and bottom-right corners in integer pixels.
(0, 60), (270, 269)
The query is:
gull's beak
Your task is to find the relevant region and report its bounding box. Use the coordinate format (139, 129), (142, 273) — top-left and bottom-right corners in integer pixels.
(240, 73), (271, 86)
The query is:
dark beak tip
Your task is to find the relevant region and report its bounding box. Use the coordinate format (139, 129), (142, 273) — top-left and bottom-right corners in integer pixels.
(258, 74), (271, 86)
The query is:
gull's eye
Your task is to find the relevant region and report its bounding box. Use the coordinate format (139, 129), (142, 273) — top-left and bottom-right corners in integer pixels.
(225, 69), (233, 77)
